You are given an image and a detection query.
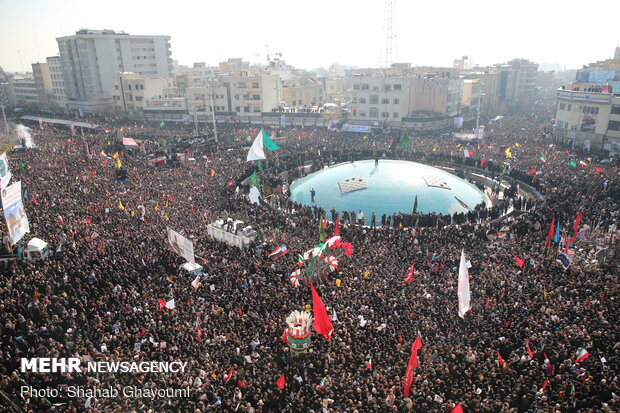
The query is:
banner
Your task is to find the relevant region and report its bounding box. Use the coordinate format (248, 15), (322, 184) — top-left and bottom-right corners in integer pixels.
(342, 124), (372, 133)
(1, 181), (30, 245)
(166, 227), (195, 264)
(0, 152), (12, 189)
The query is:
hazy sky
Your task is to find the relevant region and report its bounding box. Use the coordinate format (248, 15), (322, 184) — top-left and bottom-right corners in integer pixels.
(1, 0), (618, 73)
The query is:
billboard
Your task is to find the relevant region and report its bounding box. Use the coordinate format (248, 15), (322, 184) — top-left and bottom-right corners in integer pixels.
(0, 152), (12, 189)
(1, 181), (30, 245)
(166, 227), (195, 264)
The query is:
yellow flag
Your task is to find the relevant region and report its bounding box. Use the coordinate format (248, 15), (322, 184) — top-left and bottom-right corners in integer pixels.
(335, 279), (341, 287)
(305, 304), (311, 313)
(432, 147), (437, 152)
(118, 200), (125, 210)
(210, 169), (216, 177)
(112, 152), (119, 159)
(543, 287), (548, 300)
(115, 157), (122, 169)
(363, 270), (369, 279)
(505, 148), (512, 159)
(515, 142), (521, 147)
(165, 198), (169, 208)
(130, 210), (135, 217)
(154, 203), (159, 211)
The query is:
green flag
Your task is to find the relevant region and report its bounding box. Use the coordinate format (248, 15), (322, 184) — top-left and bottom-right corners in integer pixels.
(261, 129), (280, 151)
(400, 129), (411, 149)
(249, 171), (260, 189)
(19, 161), (25, 169)
(159, 121), (165, 127)
(257, 160), (263, 171)
(570, 161), (577, 167)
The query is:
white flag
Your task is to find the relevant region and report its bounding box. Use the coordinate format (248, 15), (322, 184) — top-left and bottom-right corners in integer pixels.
(457, 249), (471, 318)
(165, 299), (176, 309)
(191, 274), (201, 290)
(247, 130), (267, 161)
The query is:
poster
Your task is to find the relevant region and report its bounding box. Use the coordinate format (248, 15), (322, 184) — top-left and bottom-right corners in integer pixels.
(166, 227), (195, 264)
(1, 181), (30, 245)
(0, 152), (12, 189)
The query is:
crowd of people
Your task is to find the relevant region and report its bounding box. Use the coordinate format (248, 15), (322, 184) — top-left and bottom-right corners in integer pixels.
(0, 110), (618, 412)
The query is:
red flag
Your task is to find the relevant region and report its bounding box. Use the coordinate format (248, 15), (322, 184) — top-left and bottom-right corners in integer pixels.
(323, 215), (327, 229)
(196, 327), (202, 342)
(140, 328), (145, 337)
(497, 351), (506, 366)
(83, 218), (92, 225)
(485, 298), (490, 309)
(595, 167), (603, 173)
(310, 284), (333, 339)
(281, 329), (289, 342)
(227, 180), (235, 187)
(398, 333), (403, 343)
(525, 338), (534, 359)
(158, 299), (166, 311)
(333, 213), (340, 236)
(545, 216), (555, 247)
(513, 255), (524, 268)
(57, 216), (64, 224)
(528, 168), (537, 175)
(480, 159), (486, 168)
(276, 373), (286, 390)
(404, 261), (415, 283)
(224, 367), (235, 382)
(452, 403), (464, 413)
(542, 378), (549, 389)
(403, 336), (423, 397)
(33, 196), (39, 205)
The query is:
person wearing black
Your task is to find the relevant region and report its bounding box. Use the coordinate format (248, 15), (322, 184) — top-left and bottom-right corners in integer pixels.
(310, 188), (316, 203)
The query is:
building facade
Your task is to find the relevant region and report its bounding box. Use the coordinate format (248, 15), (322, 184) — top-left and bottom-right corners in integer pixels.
(111, 73), (173, 114)
(57, 29), (173, 112)
(46, 56), (67, 107)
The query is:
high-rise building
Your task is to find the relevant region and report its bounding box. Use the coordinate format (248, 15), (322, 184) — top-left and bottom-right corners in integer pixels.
(57, 29), (173, 112)
(553, 49), (620, 154)
(31, 62), (53, 107)
(46, 56), (67, 107)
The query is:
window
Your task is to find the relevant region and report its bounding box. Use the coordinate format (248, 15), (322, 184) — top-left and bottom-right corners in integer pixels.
(393, 98), (399, 104)
(385, 84), (391, 91)
(369, 95), (379, 104)
(559, 103), (566, 110)
(253, 107), (261, 113)
(369, 108), (378, 117)
(353, 84), (360, 90)
(608, 120), (620, 131)
(394, 84), (402, 90)
(253, 94), (260, 100)
(361, 84), (369, 90)
(611, 105), (620, 115)
(244, 106), (250, 112)
(382, 98), (390, 104)
(360, 112), (366, 117)
(359, 98), (367, 104)
(382, 112), (389, 118)
(252, 82), (259, 88)
(235, 106), (240, 112)
(238, 82), (246, 88)
(393, 112), (399, 118)
(567, 104), (572, 111)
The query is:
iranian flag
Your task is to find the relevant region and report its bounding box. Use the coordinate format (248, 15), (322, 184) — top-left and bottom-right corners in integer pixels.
(404, 261), (415, 283)
(539, 155), (547, 163)
(268, 244), (289, 259)
(575, 348), (590, 363)
(579, 161), (588, 167)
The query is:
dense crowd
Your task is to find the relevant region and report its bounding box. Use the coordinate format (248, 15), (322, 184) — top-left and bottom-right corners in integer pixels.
(0, 110), (618, 413)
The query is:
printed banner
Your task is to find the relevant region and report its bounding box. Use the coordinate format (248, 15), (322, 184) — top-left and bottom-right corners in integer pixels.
(342, 124), (372, 133)
(1, 181), (30, 245)
(167, 227), (195, 264)
(0, 152), (12, 189)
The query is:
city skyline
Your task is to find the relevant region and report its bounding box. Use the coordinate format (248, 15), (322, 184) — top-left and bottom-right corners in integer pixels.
(1, 0), (619, 73)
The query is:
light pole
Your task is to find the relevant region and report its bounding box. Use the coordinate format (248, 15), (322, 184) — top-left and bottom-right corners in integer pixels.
(209, 76), (218, 143)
